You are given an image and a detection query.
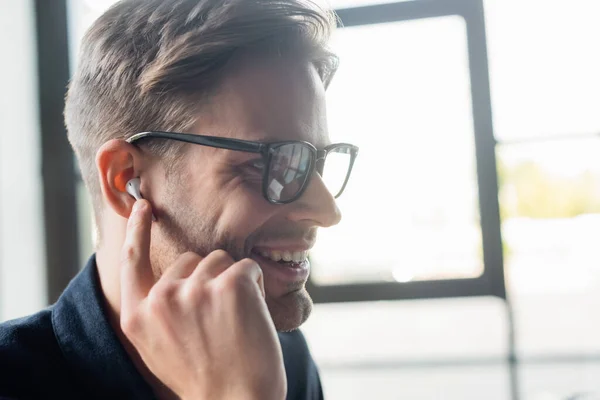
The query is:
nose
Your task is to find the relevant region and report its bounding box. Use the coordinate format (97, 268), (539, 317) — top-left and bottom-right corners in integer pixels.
(286, 172), (342, 227)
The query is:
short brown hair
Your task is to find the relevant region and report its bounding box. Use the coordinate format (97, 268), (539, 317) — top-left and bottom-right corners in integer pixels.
(65, 0), (338, 217)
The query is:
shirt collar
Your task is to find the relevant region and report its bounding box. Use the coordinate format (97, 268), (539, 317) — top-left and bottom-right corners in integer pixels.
(52, 254), (157, 399)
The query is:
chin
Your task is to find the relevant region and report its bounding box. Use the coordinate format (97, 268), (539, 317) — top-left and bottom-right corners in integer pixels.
(267, 288), (314, 332)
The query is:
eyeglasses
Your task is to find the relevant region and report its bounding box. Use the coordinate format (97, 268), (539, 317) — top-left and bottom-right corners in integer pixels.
(127, 131), (359, 204)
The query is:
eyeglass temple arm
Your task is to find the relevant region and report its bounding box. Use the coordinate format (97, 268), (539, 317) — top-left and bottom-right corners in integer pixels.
(127, 131), (265, 153)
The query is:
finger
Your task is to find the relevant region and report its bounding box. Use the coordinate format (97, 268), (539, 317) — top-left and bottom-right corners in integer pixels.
(218, 258), (265, 298)
(160, 252), (203, 281)
(190, 249), (236, 281)
(120, 199), (155, 312)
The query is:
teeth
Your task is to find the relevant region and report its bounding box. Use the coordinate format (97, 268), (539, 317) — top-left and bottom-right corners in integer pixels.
(282, 251), (292, 262)
(258, 249), (308, 263)
(271, 250), (282, 262)
(292, 251), (303, 262)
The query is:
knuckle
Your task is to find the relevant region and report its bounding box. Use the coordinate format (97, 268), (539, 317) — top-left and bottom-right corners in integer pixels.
(239, 257), (261, 272)
(212, 274), (238, 295)
(211, 259), (260, 296)
(147, 295), (167, 317)
(181, 281), (208, 303)
(238, 258), (263, 279)
(120, 312), (140, 337)
(147, 283), (177, 314)
(226, 272), (255, 293)
(180, 251), (202, 263)
(120, 245), (137, 265)
(158, 281), (180, 298)
(210, 249), (234, 263)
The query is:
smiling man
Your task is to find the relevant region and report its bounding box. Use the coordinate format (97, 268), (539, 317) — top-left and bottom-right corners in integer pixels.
(0, 0), (358, 399)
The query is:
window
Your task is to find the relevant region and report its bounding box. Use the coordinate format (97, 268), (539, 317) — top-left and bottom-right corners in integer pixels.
(307, 0), (505, 304)
(312, 16), (483, 286)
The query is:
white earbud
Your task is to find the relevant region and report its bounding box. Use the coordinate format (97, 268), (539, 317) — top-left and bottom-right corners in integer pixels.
(126, 177), (143, 200)
(126, 177), (156, 221)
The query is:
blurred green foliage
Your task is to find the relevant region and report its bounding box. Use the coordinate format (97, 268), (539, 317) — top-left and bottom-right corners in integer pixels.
(498, 159), (600, 219)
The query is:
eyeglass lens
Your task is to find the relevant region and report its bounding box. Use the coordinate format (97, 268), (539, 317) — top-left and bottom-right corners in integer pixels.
(321, 146), (352, 198)
(266, 143), (352, 202)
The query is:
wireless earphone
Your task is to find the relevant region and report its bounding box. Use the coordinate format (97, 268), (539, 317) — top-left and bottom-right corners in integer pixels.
(126, 177), (143, 200)
(126, 177), (156, 221)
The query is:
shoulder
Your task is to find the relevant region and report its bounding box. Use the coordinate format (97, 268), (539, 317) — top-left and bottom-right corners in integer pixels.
(0, 309), (57, 367)
(279, 330), (324, 400)
(0, 309), (75, 398)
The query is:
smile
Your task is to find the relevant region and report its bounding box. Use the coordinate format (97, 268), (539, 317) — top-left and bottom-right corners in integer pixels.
(250, 241), (313, 284)
(255, 249), (309, 263)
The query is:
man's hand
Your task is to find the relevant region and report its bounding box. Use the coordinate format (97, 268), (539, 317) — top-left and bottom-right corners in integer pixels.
(119, 200), (286, 400)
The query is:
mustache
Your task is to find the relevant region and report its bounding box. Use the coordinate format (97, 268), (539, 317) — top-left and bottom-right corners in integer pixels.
(244, 227), (318, 254)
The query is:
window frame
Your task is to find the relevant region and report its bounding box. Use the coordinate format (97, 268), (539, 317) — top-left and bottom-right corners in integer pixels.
(35, 0), (81, 304)
(307, 0), (506, 303)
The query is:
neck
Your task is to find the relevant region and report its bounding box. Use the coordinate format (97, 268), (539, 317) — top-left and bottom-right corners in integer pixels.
(96, 214), (178, 400)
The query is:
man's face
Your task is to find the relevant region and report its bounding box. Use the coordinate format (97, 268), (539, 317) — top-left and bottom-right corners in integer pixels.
(147, 57), (342, 332)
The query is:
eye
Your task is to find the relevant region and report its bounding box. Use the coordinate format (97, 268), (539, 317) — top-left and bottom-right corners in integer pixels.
(241, 158), (265, 174)
(249, 159), (266, 171)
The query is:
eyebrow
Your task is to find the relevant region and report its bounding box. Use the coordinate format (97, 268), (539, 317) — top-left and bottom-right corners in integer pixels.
(237, 128), (322, 145)
(245, 133), (331, 149)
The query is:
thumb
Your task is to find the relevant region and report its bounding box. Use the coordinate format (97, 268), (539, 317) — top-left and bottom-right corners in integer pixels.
(120, 199), (154, 312)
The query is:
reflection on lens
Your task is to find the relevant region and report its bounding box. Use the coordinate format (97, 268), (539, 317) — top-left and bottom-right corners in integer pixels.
(268, 178), (284, 199)
(322, 147), (352, 198)
(267, 143), (312, 202)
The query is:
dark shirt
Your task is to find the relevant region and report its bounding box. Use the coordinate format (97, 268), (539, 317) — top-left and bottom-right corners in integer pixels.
(0, 255), (323, 400)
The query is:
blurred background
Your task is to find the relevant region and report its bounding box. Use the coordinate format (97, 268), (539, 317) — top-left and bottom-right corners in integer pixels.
(1, 0), (600, 399)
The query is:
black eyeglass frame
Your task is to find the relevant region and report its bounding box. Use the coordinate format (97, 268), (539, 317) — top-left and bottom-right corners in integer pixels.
(127, 131), (359, 204)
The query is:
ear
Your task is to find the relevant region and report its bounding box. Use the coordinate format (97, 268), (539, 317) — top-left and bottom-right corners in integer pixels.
(96, 139), (145, 219)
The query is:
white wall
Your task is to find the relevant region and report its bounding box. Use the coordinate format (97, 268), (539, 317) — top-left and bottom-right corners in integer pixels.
(0, 0), (47, 321)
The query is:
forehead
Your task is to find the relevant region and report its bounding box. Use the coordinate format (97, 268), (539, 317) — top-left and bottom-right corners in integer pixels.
(194, 57), (329, 147)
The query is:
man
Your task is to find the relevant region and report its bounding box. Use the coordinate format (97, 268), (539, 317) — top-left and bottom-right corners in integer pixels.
(0, 0), (358, 399)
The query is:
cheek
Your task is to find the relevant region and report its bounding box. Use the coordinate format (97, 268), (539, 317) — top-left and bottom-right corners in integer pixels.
(217, 183), (275, 239)
(164, 163), (276, 254)
(176, 165), (230, 216)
